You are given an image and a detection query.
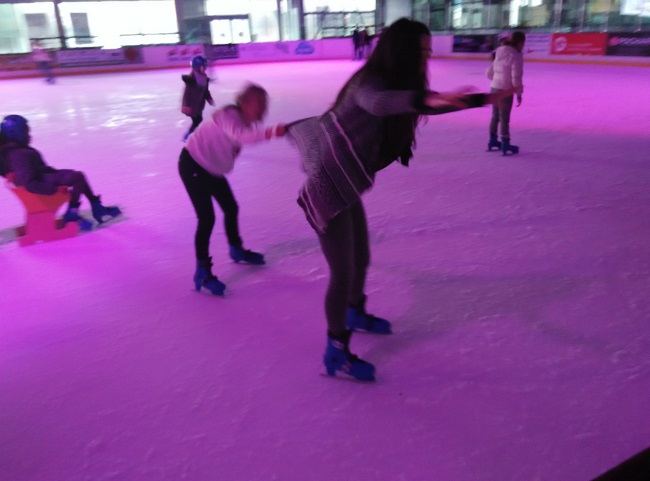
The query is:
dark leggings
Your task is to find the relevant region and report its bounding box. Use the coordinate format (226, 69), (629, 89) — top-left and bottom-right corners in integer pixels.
(489, 87), (514, 138)
(42, 169), (96, 207)
(178, 148), (242, 260)
(317, 200), (370, 337)
(189, 115), (203, 135)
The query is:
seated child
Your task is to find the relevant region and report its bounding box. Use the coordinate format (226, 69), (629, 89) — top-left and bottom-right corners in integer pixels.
(0, 115), (121, 229)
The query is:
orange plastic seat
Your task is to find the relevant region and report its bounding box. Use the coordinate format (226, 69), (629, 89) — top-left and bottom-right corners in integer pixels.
(5, 172), (79, 246)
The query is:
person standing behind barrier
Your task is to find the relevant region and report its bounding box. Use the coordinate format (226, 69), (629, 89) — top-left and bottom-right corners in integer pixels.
(31, 40), (55, 84)
(181, 55), (214, 141)
(486, 31), (525, 155)
(352, 27), (361, 60)
(286, 18), (517, 381)
(178, 84), (286, 296)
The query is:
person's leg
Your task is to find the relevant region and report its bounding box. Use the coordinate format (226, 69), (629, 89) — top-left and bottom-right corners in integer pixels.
(498, 94), (514, 139)
(499, 95), (518, 154)
(179, 149), (217, 260)
(42, 169), (96, 206)
(210, 176), (242, 249)
(178, 149), (225, 294)
(319, 205), (375, 381)
(211, 176), (265, 264)
(318, 207), (355, 337)
(344, 201), (391, 334)
(189, 115), (203, 134)
(347, 200), (370, 308)
(489, 88), (500, 137)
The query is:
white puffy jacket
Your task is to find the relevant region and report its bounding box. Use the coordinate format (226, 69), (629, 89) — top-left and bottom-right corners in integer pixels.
(486, 45), (524, 92)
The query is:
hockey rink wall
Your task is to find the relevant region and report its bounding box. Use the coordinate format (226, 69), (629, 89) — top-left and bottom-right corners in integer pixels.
(1, 33), (648, 80)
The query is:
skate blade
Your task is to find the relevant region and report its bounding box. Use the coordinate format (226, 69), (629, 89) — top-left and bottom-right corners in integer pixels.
(319, 372), (376, 383)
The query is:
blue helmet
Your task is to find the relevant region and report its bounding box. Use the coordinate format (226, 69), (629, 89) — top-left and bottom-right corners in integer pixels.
(190, 55), (208, 71)
(1, 115), (29, 145)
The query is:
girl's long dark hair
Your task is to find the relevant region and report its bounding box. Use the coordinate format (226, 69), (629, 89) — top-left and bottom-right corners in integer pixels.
(334, 18), (431, 166)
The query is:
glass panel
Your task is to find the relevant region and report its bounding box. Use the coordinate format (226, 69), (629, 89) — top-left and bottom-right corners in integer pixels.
(58, 1), (179, 48)
(210, 19), (233, 44)
(608, 0), (649, 31)
(519, 0), (555, 29)
(206, 0), (280, 42)
(303, 0), (376, 11)
(0, 2), (60, 54)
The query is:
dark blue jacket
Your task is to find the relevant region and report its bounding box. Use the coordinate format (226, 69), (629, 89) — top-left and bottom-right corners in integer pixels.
(0, 141), (58, 195)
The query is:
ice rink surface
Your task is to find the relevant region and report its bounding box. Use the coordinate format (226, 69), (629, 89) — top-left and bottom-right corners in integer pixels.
(1, 59), (649, 481)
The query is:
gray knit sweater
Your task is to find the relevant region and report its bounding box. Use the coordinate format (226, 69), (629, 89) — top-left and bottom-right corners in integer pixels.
(287, 75), (485, 234)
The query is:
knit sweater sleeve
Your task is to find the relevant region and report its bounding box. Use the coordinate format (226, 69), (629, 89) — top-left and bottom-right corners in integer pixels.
(414, 92), (487, 116)
(350, 78), (419, 116)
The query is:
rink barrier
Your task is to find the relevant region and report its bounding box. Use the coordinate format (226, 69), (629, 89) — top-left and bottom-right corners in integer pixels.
(1, 36), (648, 80)
(4, 173), (79, 247)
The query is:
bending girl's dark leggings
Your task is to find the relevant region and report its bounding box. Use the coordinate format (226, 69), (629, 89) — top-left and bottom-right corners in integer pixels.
(178, 148), (242, 260)
(318, 200), (370, 337)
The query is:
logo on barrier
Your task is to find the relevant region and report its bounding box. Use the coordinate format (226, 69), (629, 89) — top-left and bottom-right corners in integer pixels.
(553, 36), (568, 53)
(295, 41), (315, 55)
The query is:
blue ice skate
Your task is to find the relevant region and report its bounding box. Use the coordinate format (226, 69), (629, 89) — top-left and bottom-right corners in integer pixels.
(324, 331), (375, 382)
(229, 245), (265, 265)
(346, 305), (392, 334)
(487, 134), (502, 151)
(91, 197), (121, 224)
(501, 137), (519, 156)
(63, 207), (93, 231)
(194, 257), (226, 296)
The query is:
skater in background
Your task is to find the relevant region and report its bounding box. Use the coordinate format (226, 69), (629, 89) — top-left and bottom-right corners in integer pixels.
(178, 83), (286, 296)
(287, 18), (517, 381)
(0, 115), (121, 229)
(181, 55), (214, 141)
(31, 40), (55, 84)
(351, 27), (361, 60)
(486, 31), (525, 155)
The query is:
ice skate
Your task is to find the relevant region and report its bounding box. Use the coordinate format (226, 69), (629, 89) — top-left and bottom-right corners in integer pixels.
(487, 134), (502, 151)
(346, 303), (392, 334)
(323, 330), (375, 382)
(229, 245), (265, 265)
(63, 207), (93, 231)
(91, 197), (121, 224)
(194, 257), (226, 296)
(501, 137), (519, 156)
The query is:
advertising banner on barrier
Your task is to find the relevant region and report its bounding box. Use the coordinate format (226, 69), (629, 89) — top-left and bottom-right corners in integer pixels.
(237, 40), (319, 62)
(523, 34), (551, 57)
(166, 45), (204, 63)
(0, 53), (35, 71)
(452, 35), (497, 53)
(551, 33), (607, 55)
(56, 47), (143, 67)
(204, 44), (239, 61)
(606, 32), (650, 57)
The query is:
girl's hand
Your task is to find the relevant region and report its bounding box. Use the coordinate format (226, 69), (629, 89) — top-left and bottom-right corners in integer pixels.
(275, 124), (286, 137)
(425, 91), (469, 110)
(486, 87), (517, 104)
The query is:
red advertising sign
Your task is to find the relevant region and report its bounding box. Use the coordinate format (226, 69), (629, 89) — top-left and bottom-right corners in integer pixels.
(551, 33), (607, 56)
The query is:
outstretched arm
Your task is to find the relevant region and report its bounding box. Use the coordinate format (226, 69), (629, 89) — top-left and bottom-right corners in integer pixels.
(419, 87), (518, 115)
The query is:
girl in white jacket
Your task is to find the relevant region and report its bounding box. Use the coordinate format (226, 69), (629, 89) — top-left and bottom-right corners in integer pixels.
(179, 84), (285, 296)
(486, 31), (526, 155)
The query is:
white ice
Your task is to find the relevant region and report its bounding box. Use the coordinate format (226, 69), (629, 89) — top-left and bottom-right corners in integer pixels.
(1, 60), (649, 481)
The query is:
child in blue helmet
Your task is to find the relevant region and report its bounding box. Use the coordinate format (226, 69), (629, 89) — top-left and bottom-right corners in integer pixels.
(181, 55), (214, 141)
(0, 115), (121, 229)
